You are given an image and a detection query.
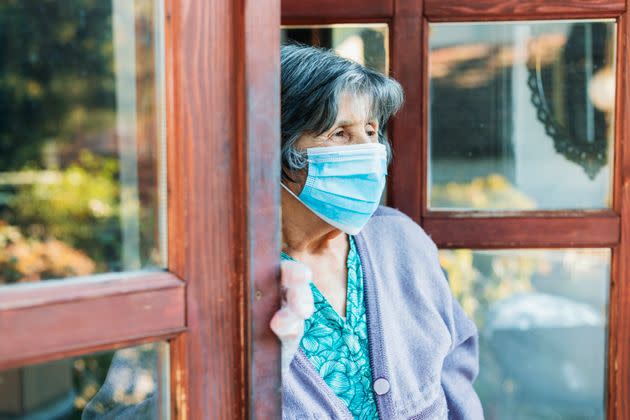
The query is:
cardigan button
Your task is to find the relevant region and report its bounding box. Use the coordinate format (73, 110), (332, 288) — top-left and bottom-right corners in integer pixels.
(373, 377), (390, 395)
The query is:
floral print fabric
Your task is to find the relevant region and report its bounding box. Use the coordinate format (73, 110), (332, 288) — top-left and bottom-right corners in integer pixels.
(281, 236), (379, 419)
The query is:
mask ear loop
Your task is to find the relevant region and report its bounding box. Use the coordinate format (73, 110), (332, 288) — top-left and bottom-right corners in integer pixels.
(281, 182), (302, 201)
(281, 150), (309, 202)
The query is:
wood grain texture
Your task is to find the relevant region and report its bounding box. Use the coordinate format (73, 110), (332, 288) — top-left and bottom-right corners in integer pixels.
(163, 1), (191, 418)
(169, 333), (189, 420)
(0, 273), (185, 369)
(241, 0), (283, 419)
(167, 1), (244, 418)
(424, 0), (625, 21)
(609, 184), (630, 420)
(0, 271), (180, 310)
(423, 213), (620, 248)
(165, 0), (185, 282)
(167, 0), (281, 418)
(608, 14), (630, 420)
(388, 0), (424, 223)
(282, 0), (393, 20)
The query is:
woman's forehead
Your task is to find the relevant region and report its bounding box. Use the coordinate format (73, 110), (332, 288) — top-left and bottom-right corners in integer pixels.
(334, 92), (376, 125)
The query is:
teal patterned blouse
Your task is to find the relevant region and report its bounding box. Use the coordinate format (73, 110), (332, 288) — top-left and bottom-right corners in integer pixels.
(281, 236), (379, 419)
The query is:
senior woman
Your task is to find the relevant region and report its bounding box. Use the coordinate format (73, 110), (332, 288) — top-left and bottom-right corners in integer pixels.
(271, 44), (483, 420)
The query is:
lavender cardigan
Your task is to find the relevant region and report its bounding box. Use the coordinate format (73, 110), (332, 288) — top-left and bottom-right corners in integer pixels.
(282, 206), (484, 419)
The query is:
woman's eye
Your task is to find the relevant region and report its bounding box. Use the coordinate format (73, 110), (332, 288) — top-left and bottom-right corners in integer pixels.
(333, 130), (346, 138)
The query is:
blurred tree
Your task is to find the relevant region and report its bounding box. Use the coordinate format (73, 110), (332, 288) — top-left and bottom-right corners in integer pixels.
(0, 0), (115, 170)
(2, 151), (121, 279)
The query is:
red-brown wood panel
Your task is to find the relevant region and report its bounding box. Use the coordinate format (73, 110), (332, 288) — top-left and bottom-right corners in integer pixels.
(425, 0), (626, 21)
(608, 13), (630, 420)
(0, 272), (185, 369)
(169, 333), (189, 420)
(610, 185), (630, 420)
(423, 213), (620, 248)
(163, 0), (190, 418)
(166, 0), (244, 418)
(240, 1), (283, 419)
(282, 0), (393, 20)
(166, 0), (281, 418)
(163, 2), (195, 418)
(388, 0), (424, 223)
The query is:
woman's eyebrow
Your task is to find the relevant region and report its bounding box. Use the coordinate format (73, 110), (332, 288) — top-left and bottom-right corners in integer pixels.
(332, 119), (376, 127)
(333, 119), (354, 127)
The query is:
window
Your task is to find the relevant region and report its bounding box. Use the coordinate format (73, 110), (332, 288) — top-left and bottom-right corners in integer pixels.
(428, 20), (616, 211)
(1, 0), (281, 418)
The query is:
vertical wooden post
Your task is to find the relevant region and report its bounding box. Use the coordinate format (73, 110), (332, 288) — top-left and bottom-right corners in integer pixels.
(239, 0), (283, 418)
(166, 0), (281, 418)
(608, 12), (630, 420)
(389, 0), (424, 224)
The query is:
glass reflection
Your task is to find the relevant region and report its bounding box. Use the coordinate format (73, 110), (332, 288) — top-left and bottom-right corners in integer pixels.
(0, 342), (169, 419)
(0, 0), (166, 285)
(281, 24), (388, 74)
(440, 248), (609, 419)
(429, 20), (616, 211)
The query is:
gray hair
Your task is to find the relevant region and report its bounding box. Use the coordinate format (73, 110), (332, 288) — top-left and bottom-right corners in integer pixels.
(281, 44), (404, 182)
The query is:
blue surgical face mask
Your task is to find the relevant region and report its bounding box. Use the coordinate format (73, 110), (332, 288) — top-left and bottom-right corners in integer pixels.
(282, 143), (388, 234)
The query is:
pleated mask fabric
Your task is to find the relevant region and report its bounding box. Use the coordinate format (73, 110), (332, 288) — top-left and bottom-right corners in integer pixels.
(283, 143), (388, 234)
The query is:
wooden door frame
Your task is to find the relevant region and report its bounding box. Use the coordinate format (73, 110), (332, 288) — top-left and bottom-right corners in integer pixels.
(165, 0), (281, 418)
(282, 0), (630, 418)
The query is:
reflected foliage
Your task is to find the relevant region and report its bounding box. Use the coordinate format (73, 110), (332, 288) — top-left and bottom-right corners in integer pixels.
(0, 0), (115, 170)
(0, 1), (162, 417)
(430, 174), (536, 210)
(1, 152), (121, 284)
(0, 0), (160, 285)
(441, 249), (609, 419)
(0, 0), (118, 286)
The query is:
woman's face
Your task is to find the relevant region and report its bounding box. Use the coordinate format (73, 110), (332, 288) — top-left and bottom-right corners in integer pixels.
(294, 92), (379, 150)
(284, 92), (380, 192)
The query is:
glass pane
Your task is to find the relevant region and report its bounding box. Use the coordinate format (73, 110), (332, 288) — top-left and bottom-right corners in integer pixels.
(0, 1), (167, 285)
(281, 24), (389, 74)
(440, 248), (610, 419)
(429, 20), (616, 211)
(0, 342), (169, 419)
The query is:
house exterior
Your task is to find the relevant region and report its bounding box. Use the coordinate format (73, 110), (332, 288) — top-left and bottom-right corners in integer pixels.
(0, 1), (628, 419)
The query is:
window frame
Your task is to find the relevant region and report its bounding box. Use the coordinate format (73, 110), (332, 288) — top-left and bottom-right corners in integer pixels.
(0, 0), (282, 419)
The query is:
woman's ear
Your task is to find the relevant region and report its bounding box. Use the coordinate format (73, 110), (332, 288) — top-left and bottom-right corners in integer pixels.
(282, 166), (308, 195)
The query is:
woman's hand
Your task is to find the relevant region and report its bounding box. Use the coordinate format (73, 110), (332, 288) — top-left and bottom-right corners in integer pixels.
(270, 260), (314, 376)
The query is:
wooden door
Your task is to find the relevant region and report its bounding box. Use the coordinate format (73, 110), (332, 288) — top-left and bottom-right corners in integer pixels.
(0, 0), (281, 419)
